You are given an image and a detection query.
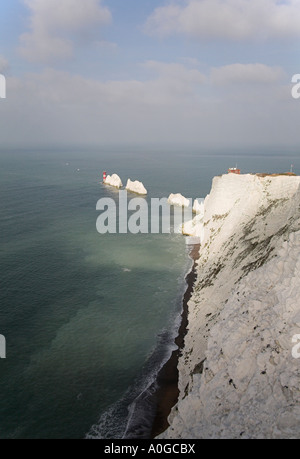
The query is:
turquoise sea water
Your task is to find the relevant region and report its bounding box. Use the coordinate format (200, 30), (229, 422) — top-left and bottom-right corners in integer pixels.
(0, 148), (299, 439)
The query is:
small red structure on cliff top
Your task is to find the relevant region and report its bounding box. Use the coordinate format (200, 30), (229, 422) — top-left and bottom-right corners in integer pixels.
(228, 167), (241, 175)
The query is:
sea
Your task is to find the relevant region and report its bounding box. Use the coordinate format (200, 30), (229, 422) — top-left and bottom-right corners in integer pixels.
(0, 147), (299, 439)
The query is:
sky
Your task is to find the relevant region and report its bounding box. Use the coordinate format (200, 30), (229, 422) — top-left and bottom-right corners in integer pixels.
(0, 0), (300, 151)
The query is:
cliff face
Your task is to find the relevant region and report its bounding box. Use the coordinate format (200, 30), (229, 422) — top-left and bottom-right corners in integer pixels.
(162, 174), (300, 439)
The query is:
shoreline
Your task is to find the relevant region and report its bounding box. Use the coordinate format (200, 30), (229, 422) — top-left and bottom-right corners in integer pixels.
(150, 243), (200, 438)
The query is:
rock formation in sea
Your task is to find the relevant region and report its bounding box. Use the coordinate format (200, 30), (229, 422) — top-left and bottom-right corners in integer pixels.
(168, 194), (191, 208)
(104, 174), (123, 188)
(160, 173), (300, 439)
(126, 179), (147, 195)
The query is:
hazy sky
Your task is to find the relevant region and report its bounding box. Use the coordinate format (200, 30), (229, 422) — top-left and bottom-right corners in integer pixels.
(0, 0), (300, 150)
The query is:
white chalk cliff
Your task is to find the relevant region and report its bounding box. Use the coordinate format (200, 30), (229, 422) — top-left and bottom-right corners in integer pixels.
(193, 199), (205, 215)
(104, 174), (123, 188)
(126, 179), (147, 195)
(161, 173), (300, 439)
(182, 199), (205, 239)
(182, 214), (204, 239)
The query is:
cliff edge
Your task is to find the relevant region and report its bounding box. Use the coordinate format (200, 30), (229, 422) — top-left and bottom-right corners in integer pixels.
(161, 173), (300, 439)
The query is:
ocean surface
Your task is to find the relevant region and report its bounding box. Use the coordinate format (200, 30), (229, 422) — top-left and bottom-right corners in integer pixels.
(0, 148), (299, 439)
